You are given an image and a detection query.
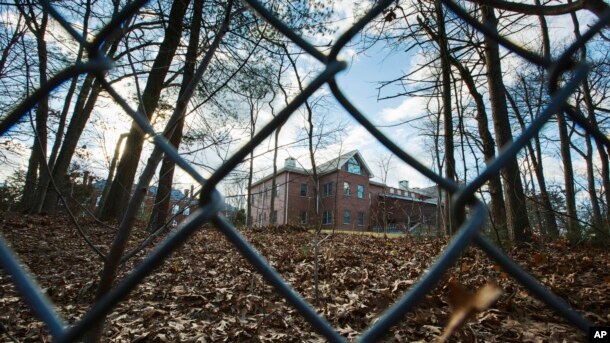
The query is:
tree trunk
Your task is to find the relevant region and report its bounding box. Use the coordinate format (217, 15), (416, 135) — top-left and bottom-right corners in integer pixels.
(570, 9), (610, 229)
(269, 127), (281, 225)
(99, 0), (190, 221)
(531, 0), (559, 237)
(41, 78), (104, 213)
(435, 0), (456, 236)
(583, 133), (603, 228)
(481, 5), (531, 241)
(32, 0), (92, 214)
(419, 7), (509, 240)
(557, 112), (579, 237)
(40, 14), (122, 214)
(21, 10), (49, 211)
(450, 50), (509, 241)
(507, 88), (559, 237)
(148, 0), (203, 231)
(97, 133), (128, 217)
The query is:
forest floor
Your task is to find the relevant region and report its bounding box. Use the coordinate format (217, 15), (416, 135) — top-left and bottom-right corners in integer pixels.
(0, 212), (609, 342)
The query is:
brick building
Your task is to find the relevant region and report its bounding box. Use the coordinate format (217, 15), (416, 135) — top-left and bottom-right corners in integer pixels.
(249, 150), (439, 232)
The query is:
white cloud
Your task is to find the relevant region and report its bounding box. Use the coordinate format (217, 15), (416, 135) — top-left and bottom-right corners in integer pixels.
(378, 96), (425, 122)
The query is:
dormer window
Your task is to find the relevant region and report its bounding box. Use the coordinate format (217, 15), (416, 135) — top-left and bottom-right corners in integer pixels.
(347, 157), (361, 175)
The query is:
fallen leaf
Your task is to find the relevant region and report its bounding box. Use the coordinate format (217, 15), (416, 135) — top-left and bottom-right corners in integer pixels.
(437, 281), (502, 343)
(533, 253), (547, 264)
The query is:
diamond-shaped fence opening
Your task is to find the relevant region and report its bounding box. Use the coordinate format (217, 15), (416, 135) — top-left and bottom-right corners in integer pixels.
(1, 0), (608, 341)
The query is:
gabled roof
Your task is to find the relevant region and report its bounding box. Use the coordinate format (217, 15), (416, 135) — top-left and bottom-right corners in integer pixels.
(251, 150), (374, 187)
(315, 150), (374, 178)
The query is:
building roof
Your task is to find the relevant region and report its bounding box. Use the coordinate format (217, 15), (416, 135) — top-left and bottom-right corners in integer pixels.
(378, 191), (439, 205)
(250, 165), (308, 187)
(314, 150), (374, 178)
(252, 150), (375, 187)
(412, 185), (443, 199)
(369, 180), (385, 187)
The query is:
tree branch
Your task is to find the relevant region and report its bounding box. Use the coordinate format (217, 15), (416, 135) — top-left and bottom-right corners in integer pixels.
(466, 0), (609, 20)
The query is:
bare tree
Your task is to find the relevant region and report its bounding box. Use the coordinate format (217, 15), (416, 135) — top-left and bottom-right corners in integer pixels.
(98, 0), (191, 221)
(480, 5), (531, 241)
(17, 1), (49, 211)
(376, 153), (393, 236)
(147, 0), (204, 231)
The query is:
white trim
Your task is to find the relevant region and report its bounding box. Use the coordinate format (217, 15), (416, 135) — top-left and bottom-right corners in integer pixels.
(284, 171), (289, 224)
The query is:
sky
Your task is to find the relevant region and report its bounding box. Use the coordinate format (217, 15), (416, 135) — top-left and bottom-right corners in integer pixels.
(1, 0), (603, 204)
(232, 1), (605, 202)
(224, 2), (439, 192)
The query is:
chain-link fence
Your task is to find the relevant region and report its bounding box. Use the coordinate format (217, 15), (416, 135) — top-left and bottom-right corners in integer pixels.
(1, 0), (608, 341)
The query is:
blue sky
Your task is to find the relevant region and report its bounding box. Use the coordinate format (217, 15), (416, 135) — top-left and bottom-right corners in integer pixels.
(1, 1), (602, 205)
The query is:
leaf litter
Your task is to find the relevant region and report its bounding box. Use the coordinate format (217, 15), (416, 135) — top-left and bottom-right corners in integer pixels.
(0, 212), (609, 342)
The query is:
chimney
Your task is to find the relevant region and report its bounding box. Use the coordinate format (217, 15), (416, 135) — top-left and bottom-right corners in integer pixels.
(184, 189), (189, 198)
(285, 157), (296, 169)
(399, 180), (409, 190)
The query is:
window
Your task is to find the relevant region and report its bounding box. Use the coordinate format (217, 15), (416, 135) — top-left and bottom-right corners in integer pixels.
(343, 210), (351, 224)
(343, 182), (351, 196)
(323, 182), (333, 197)
(299, 211), (308, 224)
(183, 207), (190, 216)
(322, 210), (333, 225)
(357, 212), (365, 226)
(347, 157), (361, 174)
(300, 183), (308, 196)
(272, 210), (278, 224)
(274, 184), (280, 196)
(357, 184), (364, 198)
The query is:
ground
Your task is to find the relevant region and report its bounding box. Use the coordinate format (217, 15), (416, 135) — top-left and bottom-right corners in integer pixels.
(0, 212), (609, 342)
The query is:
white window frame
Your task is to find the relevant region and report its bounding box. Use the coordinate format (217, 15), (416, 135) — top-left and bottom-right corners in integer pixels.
(343, 182), (351, 196)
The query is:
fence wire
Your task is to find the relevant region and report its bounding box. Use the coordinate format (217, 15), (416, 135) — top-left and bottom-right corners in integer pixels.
(1, 0), (608, 341)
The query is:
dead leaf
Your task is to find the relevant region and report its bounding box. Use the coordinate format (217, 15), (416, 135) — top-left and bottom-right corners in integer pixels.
(437, 281), (502, 343)
(422, 324), (442, 335)
(142, 306), (166, 320)
(154, 333), (168, 342)
(533, 253), (547, 264)
(2, 212), (608, 342)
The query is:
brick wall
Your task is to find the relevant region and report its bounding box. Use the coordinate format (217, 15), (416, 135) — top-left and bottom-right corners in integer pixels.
(249, 153), (439, 232)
